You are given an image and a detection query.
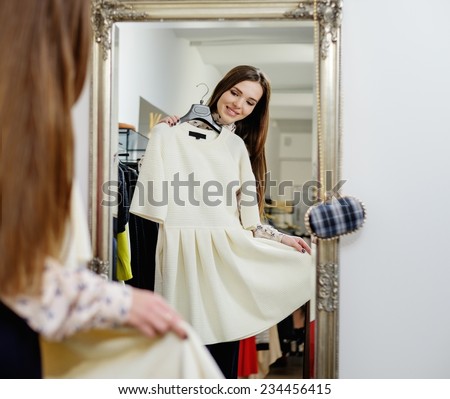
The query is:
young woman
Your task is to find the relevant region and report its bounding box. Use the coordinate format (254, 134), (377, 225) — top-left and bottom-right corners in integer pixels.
(161, 66), (310, 253)
(0, 0), (186, 378)
(131, 65), (314, 378)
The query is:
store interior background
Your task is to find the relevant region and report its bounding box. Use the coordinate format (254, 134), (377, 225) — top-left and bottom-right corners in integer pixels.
(114, 20), (315, 231)
(73, 0), (450, 378)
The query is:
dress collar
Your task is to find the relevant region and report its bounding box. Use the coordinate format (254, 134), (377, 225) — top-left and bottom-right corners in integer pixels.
(188, 112), (236, 133)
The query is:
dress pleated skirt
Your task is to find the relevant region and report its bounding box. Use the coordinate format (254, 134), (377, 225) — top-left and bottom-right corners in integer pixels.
(155, 226), (314, 345)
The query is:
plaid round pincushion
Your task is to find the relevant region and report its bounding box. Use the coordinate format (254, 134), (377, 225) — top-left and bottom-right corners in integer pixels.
(305, 196), (366, 240)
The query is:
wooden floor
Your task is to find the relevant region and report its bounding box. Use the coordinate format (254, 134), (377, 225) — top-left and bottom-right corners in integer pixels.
(266, 354), (304, 379)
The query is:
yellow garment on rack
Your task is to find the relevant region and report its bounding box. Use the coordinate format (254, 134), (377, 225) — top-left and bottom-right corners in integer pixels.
(116, 225), (132, 281)
(40, 323), (223, 379)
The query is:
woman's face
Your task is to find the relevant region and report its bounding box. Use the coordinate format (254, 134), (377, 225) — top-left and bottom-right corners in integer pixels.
(216, 80), (264, 125)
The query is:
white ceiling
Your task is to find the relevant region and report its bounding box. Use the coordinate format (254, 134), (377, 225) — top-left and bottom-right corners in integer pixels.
(173, 21), (315, 124)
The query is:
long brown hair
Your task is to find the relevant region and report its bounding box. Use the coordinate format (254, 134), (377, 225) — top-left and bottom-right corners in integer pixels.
(0, 0), (91, 295)
(208, 65), (271, 216)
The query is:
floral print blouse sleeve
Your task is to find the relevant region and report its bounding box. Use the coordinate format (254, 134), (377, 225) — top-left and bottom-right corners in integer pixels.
(253, 223), (284, 242)
(2, 259), (132, 341)
(236, 186), (284, 243)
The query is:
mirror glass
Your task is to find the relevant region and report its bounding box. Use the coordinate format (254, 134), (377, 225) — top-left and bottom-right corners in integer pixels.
(111, 20), (315, 378)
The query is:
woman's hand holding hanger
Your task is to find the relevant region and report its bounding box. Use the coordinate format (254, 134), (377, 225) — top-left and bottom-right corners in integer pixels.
(159, 115), (180, 127)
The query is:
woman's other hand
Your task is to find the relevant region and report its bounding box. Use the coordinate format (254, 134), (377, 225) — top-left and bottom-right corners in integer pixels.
(281, 235), (312, 255)
(159, 115), (179, 127)
(126, 288), (187, 340)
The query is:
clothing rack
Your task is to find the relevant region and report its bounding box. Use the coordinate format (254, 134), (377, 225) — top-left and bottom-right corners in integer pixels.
(114, 157), (158, 291)
(118, 127), (148, 164)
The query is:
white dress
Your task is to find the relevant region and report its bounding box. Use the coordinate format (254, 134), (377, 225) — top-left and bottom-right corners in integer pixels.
(130, 122), (314, 345)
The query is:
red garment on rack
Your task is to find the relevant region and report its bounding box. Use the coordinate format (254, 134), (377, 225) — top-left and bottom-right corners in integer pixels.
(237, 336), (258, 377)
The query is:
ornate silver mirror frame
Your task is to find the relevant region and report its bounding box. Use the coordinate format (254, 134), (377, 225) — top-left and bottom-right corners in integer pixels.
(89, 0), (343, 378)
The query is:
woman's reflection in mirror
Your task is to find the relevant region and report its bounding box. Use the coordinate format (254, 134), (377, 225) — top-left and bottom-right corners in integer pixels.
(131, 65), (314, 378)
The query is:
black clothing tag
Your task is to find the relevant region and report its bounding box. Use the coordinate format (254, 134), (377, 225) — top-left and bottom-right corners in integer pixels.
(189, 131), (207, 140)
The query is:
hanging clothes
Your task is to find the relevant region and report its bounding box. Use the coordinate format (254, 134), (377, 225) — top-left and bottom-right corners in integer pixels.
(114, 164), (133, 281)
(120, 162), (158, 290)
(130, 122), (314, 345)
(250, 326), (282, 379)
(238, 337), (258, 378)
(113, 156), (158, 289)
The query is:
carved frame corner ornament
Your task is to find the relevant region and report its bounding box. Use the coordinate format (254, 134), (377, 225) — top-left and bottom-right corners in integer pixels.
(91, 0), (148, 60)
(317, 262), (339, 312)
(285, 0), (342, 59)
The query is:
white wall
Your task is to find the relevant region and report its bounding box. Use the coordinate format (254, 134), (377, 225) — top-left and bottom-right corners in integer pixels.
(340, 0), (450, 378)
(72, 0), (450, 378)
(117, 24), (220, 129)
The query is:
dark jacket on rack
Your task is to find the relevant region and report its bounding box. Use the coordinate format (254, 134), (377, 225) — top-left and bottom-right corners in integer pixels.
(118, 162), (158, 290)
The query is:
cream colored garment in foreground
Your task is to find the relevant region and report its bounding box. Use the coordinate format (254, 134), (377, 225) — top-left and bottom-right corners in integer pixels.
(41, 322), (223, 379)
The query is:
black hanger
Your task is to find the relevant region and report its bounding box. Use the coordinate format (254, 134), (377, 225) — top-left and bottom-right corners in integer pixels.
(179, 83), (222, 133)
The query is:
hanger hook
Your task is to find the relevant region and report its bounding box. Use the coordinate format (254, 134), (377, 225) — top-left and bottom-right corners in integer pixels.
(196, 83), (209, 104)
